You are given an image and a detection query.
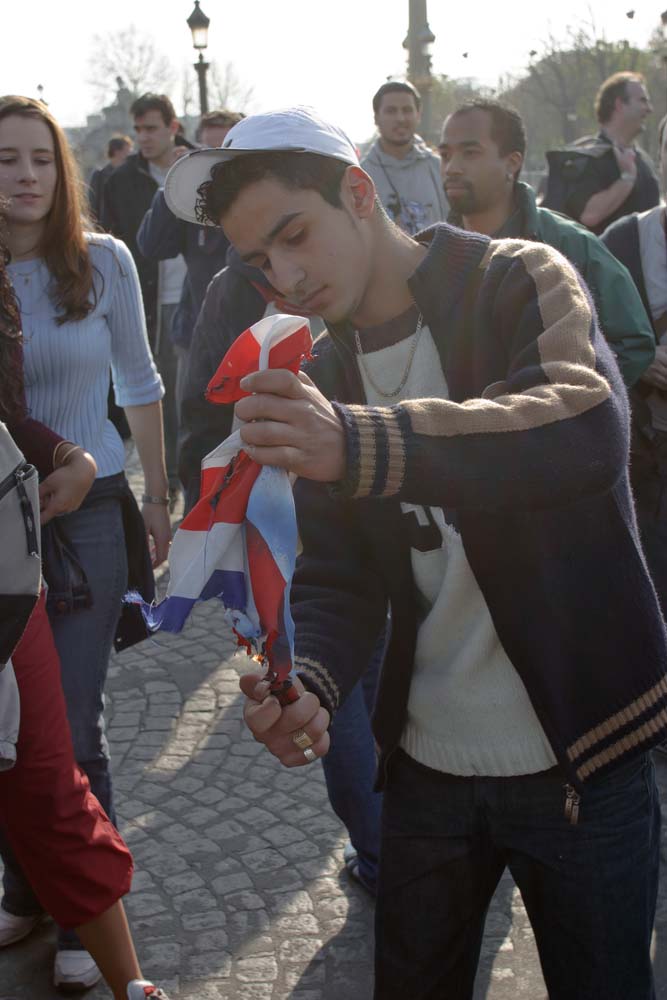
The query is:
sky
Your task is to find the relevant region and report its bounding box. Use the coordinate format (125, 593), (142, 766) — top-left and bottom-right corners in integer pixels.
(1, 1), (663, 143)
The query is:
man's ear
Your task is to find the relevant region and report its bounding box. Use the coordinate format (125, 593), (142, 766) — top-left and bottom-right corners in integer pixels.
(169, 119), (180, 136)
(507, 150), (524, 181)
(343, 166), (376, 219)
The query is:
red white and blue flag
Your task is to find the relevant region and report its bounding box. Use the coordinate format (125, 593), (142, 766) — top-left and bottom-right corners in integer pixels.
(133, 313), (312, 701)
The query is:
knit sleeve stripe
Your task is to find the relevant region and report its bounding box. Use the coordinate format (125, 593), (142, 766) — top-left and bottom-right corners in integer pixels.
(357, 419), (378, 497)
(295, 655), (341, 712)
(567, 674), (667, 766)
(385, 410), (407, 495)
(407, 366), (610, 438)
(404, 241), (610, 439)
(523, 242), (597, 373)
(342, 406), (407, 499)
(573, 704), (667, 782)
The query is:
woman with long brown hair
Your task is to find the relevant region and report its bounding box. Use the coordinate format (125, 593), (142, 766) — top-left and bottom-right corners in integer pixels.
(0, 194), (172, 1000)
(0, 95), (170, 990)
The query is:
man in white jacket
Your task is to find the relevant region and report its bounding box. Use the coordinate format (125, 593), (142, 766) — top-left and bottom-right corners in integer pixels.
(361, 80), (448, 235)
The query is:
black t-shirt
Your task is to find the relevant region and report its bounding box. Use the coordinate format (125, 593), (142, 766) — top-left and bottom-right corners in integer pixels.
(565, 132), (660, 235)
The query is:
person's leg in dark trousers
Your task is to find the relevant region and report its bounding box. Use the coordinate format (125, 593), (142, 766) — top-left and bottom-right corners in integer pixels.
(632, 429), (667, 613)
(499, 756), (659, 1000)
(322, 627), (386, 892)
(156, 304), (180, 492)
(374, 751), (505, 1000)
(375, 752), (659, 1000)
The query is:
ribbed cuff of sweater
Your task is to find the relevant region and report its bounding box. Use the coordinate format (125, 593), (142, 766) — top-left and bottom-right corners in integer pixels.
(295, 654), (340, 718)
(329, 400), (409, 499)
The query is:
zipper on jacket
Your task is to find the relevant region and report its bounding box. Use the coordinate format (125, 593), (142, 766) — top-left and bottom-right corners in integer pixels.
(13, 466), (39, 557)
(563, 783), (581, 826)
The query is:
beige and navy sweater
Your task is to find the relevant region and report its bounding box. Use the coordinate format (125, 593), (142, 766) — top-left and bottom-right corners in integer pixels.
(354, 304), (556, 777)
(292, 223), (667, 793)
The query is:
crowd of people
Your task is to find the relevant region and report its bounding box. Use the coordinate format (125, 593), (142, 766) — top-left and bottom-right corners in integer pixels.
(1, 66), (667, 999)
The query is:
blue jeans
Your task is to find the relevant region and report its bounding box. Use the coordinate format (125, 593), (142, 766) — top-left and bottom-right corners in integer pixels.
(375, 750), (660, 1000)
(1, 493), (127, 949)
(322, 631), (385, 891)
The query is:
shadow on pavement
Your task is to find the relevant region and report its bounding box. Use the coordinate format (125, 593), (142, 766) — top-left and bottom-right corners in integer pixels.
(3, 585), (667, 999)
(287, 870), (374, 1000)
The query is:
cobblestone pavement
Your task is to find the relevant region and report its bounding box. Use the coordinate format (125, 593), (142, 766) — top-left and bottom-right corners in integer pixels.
(3, 471), (667, 998)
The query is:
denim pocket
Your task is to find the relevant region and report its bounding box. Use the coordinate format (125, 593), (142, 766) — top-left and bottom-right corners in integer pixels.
(583, 752), (651, 828)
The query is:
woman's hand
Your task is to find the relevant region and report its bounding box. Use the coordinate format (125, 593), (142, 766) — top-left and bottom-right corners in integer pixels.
(39, 449), (97, 524)
(141, 501), (172, 567)
(123, 402), (170, 566)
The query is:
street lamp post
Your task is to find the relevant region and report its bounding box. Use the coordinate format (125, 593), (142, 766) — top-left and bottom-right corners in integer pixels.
(187, 1), (211, 116)
(403, 0), (436, 141)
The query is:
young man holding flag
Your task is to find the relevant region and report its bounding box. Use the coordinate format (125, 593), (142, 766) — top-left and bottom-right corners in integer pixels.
(165, 107), (666, 1000)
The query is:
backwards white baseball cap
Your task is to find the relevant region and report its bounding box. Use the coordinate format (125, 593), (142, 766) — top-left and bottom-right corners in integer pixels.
(164, 106), (360, 225)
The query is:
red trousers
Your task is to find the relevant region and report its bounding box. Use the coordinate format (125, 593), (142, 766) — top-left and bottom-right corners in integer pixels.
(0, 595), (133, 929)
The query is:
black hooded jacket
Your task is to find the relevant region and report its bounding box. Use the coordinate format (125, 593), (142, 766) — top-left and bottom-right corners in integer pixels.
(178, 249), (270, 509)
(101, 152), (159, 338)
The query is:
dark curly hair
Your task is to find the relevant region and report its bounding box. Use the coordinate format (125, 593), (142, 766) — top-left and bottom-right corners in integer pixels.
(196, 151), (349, 225)
(0, 196), (24, 423)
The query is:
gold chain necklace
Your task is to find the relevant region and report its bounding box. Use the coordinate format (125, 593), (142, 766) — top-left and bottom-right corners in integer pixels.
(354, 313), (424, 399)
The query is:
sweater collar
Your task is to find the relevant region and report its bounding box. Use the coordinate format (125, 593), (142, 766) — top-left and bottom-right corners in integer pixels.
(325, 223), (491, 383)
(326, 223), (492, 333)
(408, 223), (491, 324)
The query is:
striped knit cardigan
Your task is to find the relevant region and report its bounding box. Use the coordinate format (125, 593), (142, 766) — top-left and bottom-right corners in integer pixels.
(292, 223), (667, 794)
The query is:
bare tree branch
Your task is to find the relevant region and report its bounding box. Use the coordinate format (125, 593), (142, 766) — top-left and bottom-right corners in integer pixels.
(500, 21), (664, 156)
(87, 26), (177, 105)
(207, 61), (254, 113)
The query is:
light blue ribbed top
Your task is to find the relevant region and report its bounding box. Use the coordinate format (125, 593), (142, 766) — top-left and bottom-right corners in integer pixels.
(9, 233), (164, 478)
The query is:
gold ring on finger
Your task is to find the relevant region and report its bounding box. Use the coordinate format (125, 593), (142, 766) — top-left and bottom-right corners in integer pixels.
(292, 728), (314, 750)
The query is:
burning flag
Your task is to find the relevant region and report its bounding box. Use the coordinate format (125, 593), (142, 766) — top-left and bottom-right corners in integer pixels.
(133, 313), (312, 704)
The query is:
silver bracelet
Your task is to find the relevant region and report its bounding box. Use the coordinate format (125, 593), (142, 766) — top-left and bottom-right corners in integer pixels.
(142, 493), (170, 506)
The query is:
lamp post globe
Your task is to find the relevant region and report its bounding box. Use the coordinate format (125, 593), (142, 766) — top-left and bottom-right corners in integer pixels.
(187, 1), (210, 48)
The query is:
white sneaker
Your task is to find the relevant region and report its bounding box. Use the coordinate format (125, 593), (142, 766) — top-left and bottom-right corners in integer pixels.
(53, 950), (102, 993)
(0, 907), (41, 947)
(126, 982), (171, 1000)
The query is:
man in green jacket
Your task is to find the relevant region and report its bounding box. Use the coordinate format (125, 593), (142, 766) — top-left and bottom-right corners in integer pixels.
(441, 99), (655, 387)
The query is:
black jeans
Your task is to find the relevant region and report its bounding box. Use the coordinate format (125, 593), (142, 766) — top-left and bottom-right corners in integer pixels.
(156, 304), (181, 487)
(375, 750), (659, 1000)
(633, 428), (667, 616)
